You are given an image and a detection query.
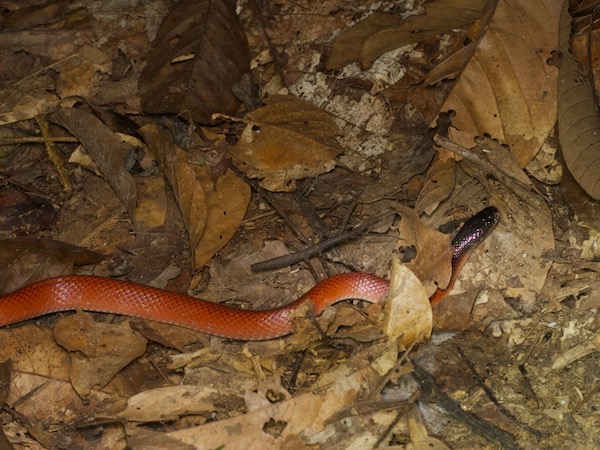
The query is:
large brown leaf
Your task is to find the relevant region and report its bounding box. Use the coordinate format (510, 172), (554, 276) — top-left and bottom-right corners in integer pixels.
(438, 0), (560, 168)
(139, 124), (250, 270)
(52, 108), (138, 218)
(138, 0), (250, 123)
(326, 0), (491, 70)
(557, 0), (600, 200)
(228, 95), (343, 191)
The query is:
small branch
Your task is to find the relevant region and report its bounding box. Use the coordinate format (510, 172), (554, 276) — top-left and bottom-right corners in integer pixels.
(412, 362), (521, 450)
(457, 347), (543, 438)
(251, 211), (394, 272)
(36, 115), (72, 192)
(0, 136), (79, 145)
(227, 160), (311, 245)
(434, 134), (546, 208)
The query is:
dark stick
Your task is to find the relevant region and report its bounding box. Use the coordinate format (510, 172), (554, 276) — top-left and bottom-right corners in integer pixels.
(251, 211), (393, 272)
(412, 362), (521, 450)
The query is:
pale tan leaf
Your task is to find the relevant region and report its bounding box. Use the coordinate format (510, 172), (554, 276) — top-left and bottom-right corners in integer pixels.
(132, 344), (399, 449)
(118, 385), (243, 422)
(383, 257), (432, 347)
(228, 95), (343, 192)
(327, 0), (491, 70)
(439, 0), (561, 167)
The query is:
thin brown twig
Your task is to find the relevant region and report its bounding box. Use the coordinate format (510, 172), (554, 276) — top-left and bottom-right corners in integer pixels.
(433, 134), (546, 208)
(35, 115), (72, 192)
(227, 160), (311, 245)
(412, 362), (521, 450)
(250, 210), (394, 272)
(456, 347), (543, 438)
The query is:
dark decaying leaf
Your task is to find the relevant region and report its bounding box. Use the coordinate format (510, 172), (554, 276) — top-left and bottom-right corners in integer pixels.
(327, 0), (490, 70)
(52, 108), (138, 218)
(138, 0), (250, 123)
(0, 238), (105, 295)
(558, 1), (600, 200)
(0, 189), (58, 236)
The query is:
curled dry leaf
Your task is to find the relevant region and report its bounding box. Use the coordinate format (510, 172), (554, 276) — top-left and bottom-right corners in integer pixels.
(139, 124), (250, 270)
(138, 0), (250, 123)
(118, 385), (244, 422)
(126, 343), (400, 448)
(228, 95), (343, 192)
(327, 0), (490, 70)
(437, 0), (561, 168)
(557, 1), (600, 200)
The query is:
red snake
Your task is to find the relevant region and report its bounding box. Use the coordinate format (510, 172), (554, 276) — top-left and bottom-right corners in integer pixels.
(0, 207), (499, 340)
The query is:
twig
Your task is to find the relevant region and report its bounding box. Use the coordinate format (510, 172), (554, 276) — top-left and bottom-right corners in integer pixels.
(36, 115), (72, 192)
(227, 160), (311, 245)
(250, 210), (394, 272)
(0, 136), (79, 144)
(412, 362), (521, 450)
(572, 383), (600, 414)
(457, 347), (543, 438)
(434, 134), (546, 208)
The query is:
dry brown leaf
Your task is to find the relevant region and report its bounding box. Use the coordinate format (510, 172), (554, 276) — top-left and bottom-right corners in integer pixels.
(438, 0), (561, 167)
(406, 406), (451, 450)
(52, 108), (138, 219)
(0, 46), (111, 126)
(0, 238), (104, 295)
(55, 46), (111, 98)
(125, 343), (399, 449)
(228, 95), (343, 192)
(53, 312), (147, 397)
(557, 1), (600, 200)
(0, 324), (119, 435)
(393, 203), (453, 295)
(384, 257), (432, 347)
(132, 175), (167, 228)
(118, 385), (243, 422)
(0, 189), (58, 235)
(139, 124), (250, 270)
(415, 158), (458, 215)
(138, 0), (250, 123)
(0, 1), (69, 29)
(327, 0), (491, 70)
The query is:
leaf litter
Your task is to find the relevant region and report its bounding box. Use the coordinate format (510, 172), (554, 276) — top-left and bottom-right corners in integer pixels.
(0, 0), (597, 449)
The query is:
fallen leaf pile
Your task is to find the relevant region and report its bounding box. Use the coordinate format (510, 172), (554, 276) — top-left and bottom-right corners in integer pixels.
(0, 0), (598, 448)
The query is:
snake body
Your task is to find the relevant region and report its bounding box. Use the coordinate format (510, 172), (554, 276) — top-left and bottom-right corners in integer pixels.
(0, 207), (499, 340)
